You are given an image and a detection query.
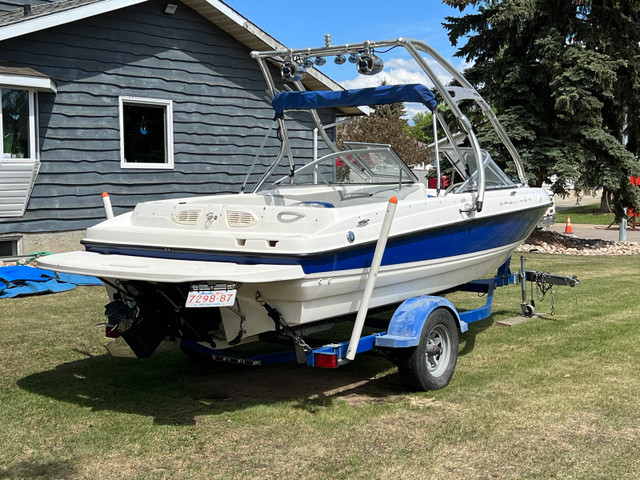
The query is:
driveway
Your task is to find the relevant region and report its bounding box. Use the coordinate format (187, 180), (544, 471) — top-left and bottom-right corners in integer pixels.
(551, 191), (639, 243)
(547, 222), (640, 243)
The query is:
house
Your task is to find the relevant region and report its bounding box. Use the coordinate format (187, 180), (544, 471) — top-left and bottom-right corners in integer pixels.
(0, 0), (349, 256)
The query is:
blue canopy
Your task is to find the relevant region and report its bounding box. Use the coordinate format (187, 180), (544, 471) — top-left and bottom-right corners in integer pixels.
(272, 84), (438, 118)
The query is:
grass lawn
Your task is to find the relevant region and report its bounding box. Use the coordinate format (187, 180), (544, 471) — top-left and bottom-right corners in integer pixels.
(556, 203), (615, 225)
(1, 254), (639, 479)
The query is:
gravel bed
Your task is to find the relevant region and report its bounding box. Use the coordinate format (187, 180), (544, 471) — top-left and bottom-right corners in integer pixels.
(517, 229), (640, 255)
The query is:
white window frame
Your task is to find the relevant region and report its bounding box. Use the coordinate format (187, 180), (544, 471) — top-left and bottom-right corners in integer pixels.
(119, 96), (174, 170)
(0, 89), (38, 161)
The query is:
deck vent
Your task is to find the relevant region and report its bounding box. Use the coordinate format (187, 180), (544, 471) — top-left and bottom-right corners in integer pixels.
(226, 210), (259, 227)
(172, 209), (202, 225)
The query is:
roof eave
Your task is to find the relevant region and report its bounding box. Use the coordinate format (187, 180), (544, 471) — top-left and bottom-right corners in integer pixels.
(0, 0), (148, 42)
(0, 73), (57, 92)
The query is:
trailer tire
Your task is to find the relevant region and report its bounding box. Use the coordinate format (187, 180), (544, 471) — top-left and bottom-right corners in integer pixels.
(397, 308), (458, 391)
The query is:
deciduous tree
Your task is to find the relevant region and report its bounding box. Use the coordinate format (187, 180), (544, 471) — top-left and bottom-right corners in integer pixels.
(338, 102), (429, 165)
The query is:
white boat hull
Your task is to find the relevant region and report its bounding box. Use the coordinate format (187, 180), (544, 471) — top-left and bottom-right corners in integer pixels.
(38, 185), (550, 352)
(256, 240), (521, 325)
(39, 237), (521, 350)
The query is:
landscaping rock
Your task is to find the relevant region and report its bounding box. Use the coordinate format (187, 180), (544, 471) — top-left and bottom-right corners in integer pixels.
(517, 229), (640, 255)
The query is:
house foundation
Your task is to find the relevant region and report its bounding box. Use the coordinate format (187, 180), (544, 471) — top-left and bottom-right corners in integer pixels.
(1, 230), (85, 257)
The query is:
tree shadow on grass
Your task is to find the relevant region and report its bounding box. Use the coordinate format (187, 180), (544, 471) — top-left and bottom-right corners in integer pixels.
(0, 459), (77, 480)
(17, 347), (404, 426)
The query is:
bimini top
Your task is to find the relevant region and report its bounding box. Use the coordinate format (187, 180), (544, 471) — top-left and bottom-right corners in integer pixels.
(272, 83), (438, 118)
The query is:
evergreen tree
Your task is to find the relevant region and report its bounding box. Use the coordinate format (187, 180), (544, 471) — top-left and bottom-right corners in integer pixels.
(443, 0), (639, 218)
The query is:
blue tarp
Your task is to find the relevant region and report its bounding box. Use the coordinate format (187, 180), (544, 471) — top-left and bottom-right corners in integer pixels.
(271, 83), (438, 118)
(0, 265), (102, 299)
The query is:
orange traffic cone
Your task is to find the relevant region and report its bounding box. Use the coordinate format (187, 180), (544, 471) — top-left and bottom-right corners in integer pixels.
(564, 215), (573, 234)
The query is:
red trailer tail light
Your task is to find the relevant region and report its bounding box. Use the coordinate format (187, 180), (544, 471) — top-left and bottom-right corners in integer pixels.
(105, 325), (119, 338)
(314, 353), (338, 369)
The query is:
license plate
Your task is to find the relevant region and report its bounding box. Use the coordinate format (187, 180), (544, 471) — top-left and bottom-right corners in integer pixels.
(185, 289), (237, 308)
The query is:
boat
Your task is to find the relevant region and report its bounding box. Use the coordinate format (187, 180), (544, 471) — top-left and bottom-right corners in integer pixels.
(38, 37), (552, 359)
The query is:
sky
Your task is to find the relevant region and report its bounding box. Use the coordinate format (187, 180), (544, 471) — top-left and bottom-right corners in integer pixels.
(223, 0), (474, 119)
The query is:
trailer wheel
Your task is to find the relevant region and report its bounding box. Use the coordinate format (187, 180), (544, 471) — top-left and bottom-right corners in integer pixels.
(397, 308), (458, 391)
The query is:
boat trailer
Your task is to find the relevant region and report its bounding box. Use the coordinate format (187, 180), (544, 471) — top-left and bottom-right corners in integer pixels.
(179, 255), (579, 391)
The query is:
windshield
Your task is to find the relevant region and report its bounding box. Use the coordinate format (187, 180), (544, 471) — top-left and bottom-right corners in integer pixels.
(438, 147), (516, 192)
(260, 147), (418, 190)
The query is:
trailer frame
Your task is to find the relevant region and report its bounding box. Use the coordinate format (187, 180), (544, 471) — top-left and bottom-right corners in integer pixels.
(178, 255), (578, 391)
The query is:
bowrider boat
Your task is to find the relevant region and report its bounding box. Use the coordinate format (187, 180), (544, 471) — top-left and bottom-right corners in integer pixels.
(39, 38), (552, 359)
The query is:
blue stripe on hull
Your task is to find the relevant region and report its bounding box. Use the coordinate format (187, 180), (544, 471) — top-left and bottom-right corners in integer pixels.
(301, 206), (544, 273)
(84, 206), (545, 275)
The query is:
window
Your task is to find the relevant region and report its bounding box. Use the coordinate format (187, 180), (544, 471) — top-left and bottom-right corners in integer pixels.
(119, 97), (174, 169)
(0, 237), (19, 256)
(1, 88), (37, 160)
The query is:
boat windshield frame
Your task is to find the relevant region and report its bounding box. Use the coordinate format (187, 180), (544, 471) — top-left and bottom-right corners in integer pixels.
(440, 147), (516, 193)
(260, 146), (419, 191)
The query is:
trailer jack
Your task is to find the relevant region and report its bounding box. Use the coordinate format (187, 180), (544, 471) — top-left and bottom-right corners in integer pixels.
(515, 256), (580, 317)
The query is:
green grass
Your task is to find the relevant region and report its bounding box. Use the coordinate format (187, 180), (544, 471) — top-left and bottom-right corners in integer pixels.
(556, 203), (615, 225)
(1, 254), (639, 479)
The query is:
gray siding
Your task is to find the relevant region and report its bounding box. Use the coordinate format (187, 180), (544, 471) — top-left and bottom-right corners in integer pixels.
(0, 0), (331, 233)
